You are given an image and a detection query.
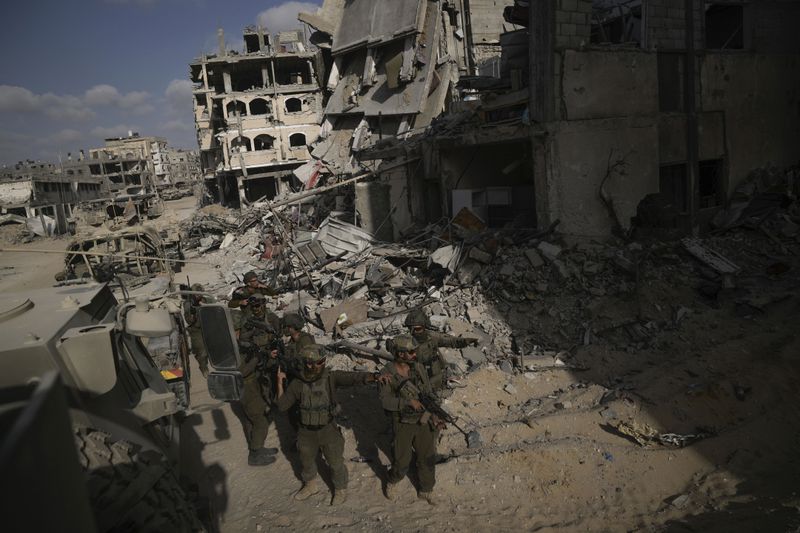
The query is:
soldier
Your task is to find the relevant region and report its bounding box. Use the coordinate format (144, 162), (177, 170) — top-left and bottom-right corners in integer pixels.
(276, 344), (385, 505)
(281, 312), (316, 373)
(228, 270), (277, 309)
(380, 334), (440, 505)
(404, 309), (478, 392)
(236, 293), (281, 466)
(184, 282), (210, 377)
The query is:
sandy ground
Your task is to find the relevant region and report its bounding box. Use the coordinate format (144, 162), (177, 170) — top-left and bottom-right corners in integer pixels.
(3, 197), (798, 532)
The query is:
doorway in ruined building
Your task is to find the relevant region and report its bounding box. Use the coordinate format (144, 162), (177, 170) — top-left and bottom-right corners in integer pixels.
(439, 140), (535, 228)
(243, 175), (279, 203)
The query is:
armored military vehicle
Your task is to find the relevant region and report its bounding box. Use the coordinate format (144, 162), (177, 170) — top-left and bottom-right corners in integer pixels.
(0, 283), (203, 531)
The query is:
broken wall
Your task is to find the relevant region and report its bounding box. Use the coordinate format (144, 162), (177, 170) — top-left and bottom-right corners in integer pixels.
(558, 49), (658, 120)
(546, 117), (659, 236)
(700, 53), (800, 190)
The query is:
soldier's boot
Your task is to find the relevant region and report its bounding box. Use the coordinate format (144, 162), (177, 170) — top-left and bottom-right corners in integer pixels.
(247, 448), (277, 466)
(418, 491), (437, 506)
(330, 488), (347, 505)
(384, 481), (398, 501)
(294, 479), (320, 501)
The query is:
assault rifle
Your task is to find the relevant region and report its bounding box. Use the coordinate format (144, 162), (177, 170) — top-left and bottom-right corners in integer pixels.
(418, 392), (482, 449)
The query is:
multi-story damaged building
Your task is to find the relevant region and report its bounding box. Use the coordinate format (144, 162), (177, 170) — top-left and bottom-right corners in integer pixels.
(303, 0), (799, 239)
(163, 148), (200, 187)
(88, 133), (167, 193)
(190, 26), (324, 206)
(0, 159), (104, 234)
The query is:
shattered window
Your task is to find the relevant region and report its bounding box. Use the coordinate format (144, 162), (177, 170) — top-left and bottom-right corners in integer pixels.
(289, 133), (306, 147)
(254, 134), (275, 151)
(705, 3), (745, 50)
(249, 98), (271, 116)
(285, 97), (302, 113)
(591, 0), (642, 46)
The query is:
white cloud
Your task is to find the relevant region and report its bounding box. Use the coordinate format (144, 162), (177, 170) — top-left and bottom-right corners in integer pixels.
(165, 79), (193, 113)
(84, 84), (152, 112)
(257, 1), (320, 33)
(0, 85), (94, 121)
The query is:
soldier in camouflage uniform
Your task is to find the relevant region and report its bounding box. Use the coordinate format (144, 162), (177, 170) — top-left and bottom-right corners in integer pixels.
(281, 312), (316, 374)
(183, 283), (210, 377)
(276, 344), (385, 505)
(236, 293), (282, 466)
(404, 309), (478, 392)
(228, 270), (277, 309)
(380, 334), (440, 505)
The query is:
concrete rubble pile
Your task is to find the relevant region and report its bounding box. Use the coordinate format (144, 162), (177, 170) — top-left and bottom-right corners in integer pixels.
(178, 164), (800, 392)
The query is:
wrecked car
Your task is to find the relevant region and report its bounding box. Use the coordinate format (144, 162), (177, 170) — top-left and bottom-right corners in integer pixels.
(56, 225), (184, 283)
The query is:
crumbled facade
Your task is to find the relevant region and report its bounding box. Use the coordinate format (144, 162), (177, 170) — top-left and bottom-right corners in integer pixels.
(88, 133), (167, 193)
(529, 0), (800, 236)
(0, 159), (104, 234)
(323, 0), (800, 238)
(190, 27), (324, 207)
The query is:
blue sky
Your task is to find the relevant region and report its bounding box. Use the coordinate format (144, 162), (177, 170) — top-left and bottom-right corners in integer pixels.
(0, 0), (320, 166)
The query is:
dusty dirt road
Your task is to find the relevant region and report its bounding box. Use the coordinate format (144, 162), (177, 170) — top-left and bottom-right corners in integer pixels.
(3, 196), (798, 532)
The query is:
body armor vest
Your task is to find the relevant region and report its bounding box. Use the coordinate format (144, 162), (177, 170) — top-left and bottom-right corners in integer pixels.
(299, 371), (337, 427)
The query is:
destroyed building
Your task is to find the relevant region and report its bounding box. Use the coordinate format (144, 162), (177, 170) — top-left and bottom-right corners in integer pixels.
(293, 0), (516, 208)
(163, 148), (201, 187)
(0, 159), (105, 235)
(88, 133), (168, 193)
(292, 0), (799, 240)
(190, 27), (325, 207)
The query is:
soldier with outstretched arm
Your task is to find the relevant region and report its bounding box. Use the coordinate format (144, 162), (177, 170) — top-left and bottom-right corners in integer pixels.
(275, 344), (389, 505)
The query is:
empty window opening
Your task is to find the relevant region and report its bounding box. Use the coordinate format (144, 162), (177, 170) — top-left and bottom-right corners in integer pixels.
(254, 134), (275, 151)
(274, 57), (310, 85)
(591, 1), (642, 46)
(285, 97), (303, 113)
(250, 98), (271, 116)
(698, 159), (724, 208)
(659, 163), (688, 213)
(231, 136), (252, 152)
(226, 100), (247, 118)
(289, 133), (306, 147)
(705, 3), (745, 49)
(231, 63), (264, 91)
(244, 33), (261, 53)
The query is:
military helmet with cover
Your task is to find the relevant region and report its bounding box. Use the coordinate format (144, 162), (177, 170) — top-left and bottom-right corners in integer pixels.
(404, 309), (430, 328)
(190, 283), (204, 292)
(389, 334), (418, 356)
(243, 270), (258, 283)
(248, 293), (267, 304)
(299, 344), (325, 363)
(282, 312), (304, 331)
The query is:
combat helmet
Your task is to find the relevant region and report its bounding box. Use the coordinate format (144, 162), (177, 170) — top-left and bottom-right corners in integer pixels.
(282, 312), (305, 331)
(299, 343), (325, 363)
(243, 270), (258, 283)
(389, 334), (418, 357)
(404, 309), (430, 328)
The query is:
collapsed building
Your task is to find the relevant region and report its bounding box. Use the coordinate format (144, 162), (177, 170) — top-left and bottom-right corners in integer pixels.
(190, 27), (325, 207)
(288, 0), (799, 240)
(0, 160), (105, 235)
(88, 133), (168, 194)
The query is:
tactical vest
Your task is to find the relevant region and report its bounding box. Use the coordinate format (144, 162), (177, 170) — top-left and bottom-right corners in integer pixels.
(299, 371), (338, 427)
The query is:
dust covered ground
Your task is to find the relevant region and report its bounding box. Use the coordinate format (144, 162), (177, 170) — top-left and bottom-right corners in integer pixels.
(2, 195), (798, 532)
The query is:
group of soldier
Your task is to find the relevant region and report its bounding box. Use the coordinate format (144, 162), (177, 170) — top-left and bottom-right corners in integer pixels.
(186, 270), (479, 506)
